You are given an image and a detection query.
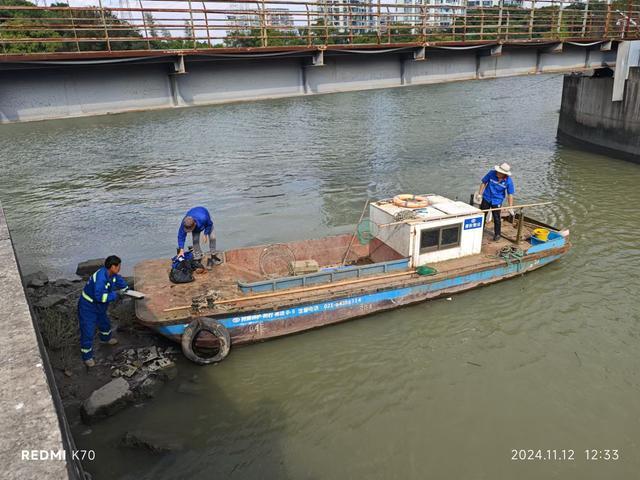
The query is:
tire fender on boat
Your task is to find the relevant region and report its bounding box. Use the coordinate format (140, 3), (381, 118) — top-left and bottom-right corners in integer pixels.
(181, 317), (231, 365)
(392, 194), (429, 209)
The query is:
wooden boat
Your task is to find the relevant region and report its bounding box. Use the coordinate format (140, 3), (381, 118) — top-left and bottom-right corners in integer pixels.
(134, 194), (570, 363)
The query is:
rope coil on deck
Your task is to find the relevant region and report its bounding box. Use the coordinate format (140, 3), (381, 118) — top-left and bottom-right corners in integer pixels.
(493, 245), (525, 267)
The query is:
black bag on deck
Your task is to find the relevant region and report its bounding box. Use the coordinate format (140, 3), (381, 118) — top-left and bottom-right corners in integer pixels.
(169, 256), (195, 284)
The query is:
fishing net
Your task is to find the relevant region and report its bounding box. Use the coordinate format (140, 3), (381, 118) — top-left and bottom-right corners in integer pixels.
(357, 219), (375, 245)
(416, 265), (438, 276)
(259, 244), (296, 278)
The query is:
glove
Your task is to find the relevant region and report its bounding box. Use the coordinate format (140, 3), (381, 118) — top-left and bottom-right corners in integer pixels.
(508, 208), (516, 217)
(473, 193), (482, 205)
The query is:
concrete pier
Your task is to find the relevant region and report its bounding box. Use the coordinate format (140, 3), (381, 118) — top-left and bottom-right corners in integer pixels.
(557, 67), (640, 163)
(0, 203), (71, 479)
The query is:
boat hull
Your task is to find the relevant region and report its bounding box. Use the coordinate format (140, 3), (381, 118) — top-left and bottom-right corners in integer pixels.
(150, 249), (567, 345)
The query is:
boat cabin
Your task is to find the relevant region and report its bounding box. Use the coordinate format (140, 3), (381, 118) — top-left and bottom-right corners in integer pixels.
(370, 195), (484, 267)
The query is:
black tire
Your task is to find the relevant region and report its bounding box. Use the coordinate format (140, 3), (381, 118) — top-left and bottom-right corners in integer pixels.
(181, 318), (231, 365)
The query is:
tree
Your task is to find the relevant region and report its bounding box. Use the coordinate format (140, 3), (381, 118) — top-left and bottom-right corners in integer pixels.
(0, 0), (144, 53)
(142, 12), (157, 38)
(183, 20), (193, 39)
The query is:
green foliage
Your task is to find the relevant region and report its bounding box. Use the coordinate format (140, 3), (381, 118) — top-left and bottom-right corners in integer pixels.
(457, 1), (630, 42)
(225, 27), (307, 48)
(0, 0), (144, 53)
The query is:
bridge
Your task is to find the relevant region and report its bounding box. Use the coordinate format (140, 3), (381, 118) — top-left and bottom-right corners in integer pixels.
(0, 0), (639, 122)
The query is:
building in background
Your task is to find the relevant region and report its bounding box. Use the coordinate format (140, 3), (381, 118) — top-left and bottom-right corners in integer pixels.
(318, 0), (375, 33)
(398, 0), (466, 27)
(227, 3), (260, 30)
(266, 8), (294, 28)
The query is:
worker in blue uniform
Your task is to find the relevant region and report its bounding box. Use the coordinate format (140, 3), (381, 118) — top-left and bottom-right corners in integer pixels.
(78, 255), (128, 367)
(177, 206), (216, 260)
(478, 162), (516, 241)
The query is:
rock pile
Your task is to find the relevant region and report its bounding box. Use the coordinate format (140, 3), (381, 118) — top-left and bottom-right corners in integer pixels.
(81, 348), (178, 424)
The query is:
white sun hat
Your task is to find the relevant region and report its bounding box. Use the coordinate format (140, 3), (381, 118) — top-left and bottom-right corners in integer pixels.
(494, 162), (512, 176)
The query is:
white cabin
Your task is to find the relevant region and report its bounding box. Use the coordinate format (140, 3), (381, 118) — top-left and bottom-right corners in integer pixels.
(370, 195), (485, 268)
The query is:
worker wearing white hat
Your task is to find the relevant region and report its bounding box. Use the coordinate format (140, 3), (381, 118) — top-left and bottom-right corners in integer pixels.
(478, 162), (515, 241)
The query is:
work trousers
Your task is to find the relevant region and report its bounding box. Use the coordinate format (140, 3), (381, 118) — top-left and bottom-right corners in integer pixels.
(480, 198), (502, 237)
(192, 230), (216, 260)
(78, 297), (112, 360)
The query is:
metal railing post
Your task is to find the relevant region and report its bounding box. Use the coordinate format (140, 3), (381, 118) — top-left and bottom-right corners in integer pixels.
(557, 0), (564, 38)
(323, 0), (329, 45)
(529, 0), (535, 40)
(604, 0), (611, 37)
(377, 0), (382, 44)
(139, 0), (151, 49)
(97, 0), (111, 52)
(305, 4), (312, 46)
(581, 0), (589, 37)
(188, 0), (196, 48)
(498, 0), (504, 40)
(67, 6), (80, 52)
(463, 0), (468, 41)
(505, 11), (510, 40)
(202, 1), (212, 47)
(258, 0), (267, 47)
(348, 3), (353, 43)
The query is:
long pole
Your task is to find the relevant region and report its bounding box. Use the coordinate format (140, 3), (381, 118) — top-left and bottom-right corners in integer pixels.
(341, 199), (370, 265)
(164, 269), (416, 311)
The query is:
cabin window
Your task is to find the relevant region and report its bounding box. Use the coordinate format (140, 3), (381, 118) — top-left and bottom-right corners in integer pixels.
(441, 226), (461, 247)
(419, 229), (440, 252)
(419, 224), (462, 253)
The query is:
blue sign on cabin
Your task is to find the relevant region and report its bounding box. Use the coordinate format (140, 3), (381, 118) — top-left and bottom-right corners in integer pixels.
(464, 217), (483, 230)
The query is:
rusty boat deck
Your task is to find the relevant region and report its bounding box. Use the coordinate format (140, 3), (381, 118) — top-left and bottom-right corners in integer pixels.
(134, 215), (569, 345)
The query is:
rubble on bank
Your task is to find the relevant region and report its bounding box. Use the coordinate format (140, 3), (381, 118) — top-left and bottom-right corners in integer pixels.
(24, 268), (178, 427)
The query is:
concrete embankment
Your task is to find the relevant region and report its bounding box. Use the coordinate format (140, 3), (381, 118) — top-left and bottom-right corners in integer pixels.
(0, 203), (75, 479)
(557, 67), (640, 163)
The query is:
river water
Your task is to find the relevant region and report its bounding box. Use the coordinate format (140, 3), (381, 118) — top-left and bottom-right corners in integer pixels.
(1, 75), (639, 479)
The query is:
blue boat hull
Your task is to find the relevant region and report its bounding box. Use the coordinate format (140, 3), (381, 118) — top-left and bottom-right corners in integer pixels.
(152, 250), (566, 345)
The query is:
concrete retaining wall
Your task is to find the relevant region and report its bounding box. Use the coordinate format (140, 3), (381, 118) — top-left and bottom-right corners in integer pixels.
(557, 67), (640, 163)
(0, 44), (616, 124)
(0, 203), (72, 479)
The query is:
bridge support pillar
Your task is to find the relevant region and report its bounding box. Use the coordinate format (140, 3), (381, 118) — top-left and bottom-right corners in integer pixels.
(312, 49), (324, 66)
(547, 43), (564, 54)
(302, 50), (325, 94)
(169, 55), (187, 107)
(490, 44), (503, 57)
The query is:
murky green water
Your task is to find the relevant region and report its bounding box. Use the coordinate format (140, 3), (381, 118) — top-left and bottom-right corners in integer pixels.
(1, 75), (639, 479)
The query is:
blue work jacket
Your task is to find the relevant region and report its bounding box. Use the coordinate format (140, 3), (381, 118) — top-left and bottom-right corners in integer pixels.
(481, 170), (515, 206)
(177, 206), (214, 249)
(80, 267), (128, 305)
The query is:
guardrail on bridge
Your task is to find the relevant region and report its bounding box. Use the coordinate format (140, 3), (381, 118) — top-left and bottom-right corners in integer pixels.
(0, 0), (639, 59)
